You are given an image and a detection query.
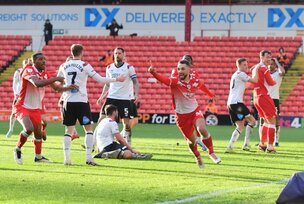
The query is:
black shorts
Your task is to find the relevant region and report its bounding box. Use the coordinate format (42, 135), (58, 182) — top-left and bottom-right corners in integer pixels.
(130, 99), (138, 118)
(228, 103), (251, 124)
(273, 99), (280, 115)
(101, 98), (132, 118)
(63, 102), (92, 126)
(102, 142), (127, 153)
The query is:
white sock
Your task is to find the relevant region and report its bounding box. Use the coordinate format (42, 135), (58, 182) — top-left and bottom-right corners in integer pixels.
(125, 130), (131, 146)
(275, 126), (280, 143)
(227, 129), (240, 149)
(85, 132), (94, 161)
(244, 123), (254, 146)
(9, 115), (16, 131)
(63, 135), (72, 162)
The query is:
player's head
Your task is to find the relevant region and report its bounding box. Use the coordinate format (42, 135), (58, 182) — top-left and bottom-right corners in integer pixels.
(105, 104), (118, 118)
(182, 54), (194, 66)
(236, 58), (248, 72)
(177, 59), (191, 81)
(114, 47), (125, 63)
(32, 52), (46, 71)
(71, 44), (83, 58)
(260, 50), (272, 65)
(269, 58), (277, 71)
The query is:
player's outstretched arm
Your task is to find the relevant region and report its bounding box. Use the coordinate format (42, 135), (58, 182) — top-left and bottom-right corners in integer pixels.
(274, 58), (285, 76)
(148, 66), (171, 86)
(50, 82), (79, 93)
(199, 82), (215, 98)
(28, 76), (64, 88)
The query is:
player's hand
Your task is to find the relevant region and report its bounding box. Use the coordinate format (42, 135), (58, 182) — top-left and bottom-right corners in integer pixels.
(116, 75), (126, 82)
(68, 84), (79, 90)
(148, 60), (156, 73)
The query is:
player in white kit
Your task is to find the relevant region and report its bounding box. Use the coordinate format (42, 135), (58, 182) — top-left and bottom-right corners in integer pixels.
(226, 58), (260, 153)
(97, 47), (140, 146)
(262, 58), (285, 146)
(57, 44), (125, 166)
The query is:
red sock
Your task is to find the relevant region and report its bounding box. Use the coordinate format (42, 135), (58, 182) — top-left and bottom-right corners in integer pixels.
(33, 139), (42, 155)
(202, 136), (214, 154)
(16, 132), (28, 149)
(267, 126), (276, 145)
(261, 125), (268, 144)
(192, 144), (200, 158)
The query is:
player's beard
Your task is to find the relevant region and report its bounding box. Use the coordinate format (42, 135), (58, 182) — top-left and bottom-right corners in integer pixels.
(179, 74), (187, 81)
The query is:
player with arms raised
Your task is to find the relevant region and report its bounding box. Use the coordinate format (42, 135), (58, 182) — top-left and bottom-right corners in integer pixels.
(254, 50), (277, 153)
(148, 59), (221, 169)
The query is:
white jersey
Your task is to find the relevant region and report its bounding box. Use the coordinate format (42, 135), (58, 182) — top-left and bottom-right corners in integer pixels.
(266, 71), (282, 100)
(13, 68), (22, 96)
(94, 117), (120, 150)
(227, 71), (251, 105)
(106, 62), (137, 100)
(57, 59), (102, 102)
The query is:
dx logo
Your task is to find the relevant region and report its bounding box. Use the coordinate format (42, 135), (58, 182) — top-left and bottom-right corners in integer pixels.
(268, 8), (304, 28)
(85, 8), (120, 27)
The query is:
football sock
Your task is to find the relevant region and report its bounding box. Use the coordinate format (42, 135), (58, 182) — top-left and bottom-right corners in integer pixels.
(267, 124), (276, 145)
(227, 129), (240, 149)
(202, 134), (214, 154)
(260, 125), (268, 145)
(63, 134), (72, 162)
(275, 125), (280, 143)
(85, 132), (94, 161)
(16, 131), (30, 149)
(188, 143), (200, 158)
(9, 114), (16, 132)
(33, 138), (42, 158)
(244, 123), (254, 146)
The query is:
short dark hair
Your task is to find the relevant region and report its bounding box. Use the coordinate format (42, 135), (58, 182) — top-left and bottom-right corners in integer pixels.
(260, 50), (271, 57)
(115, 47), (125, 53)
(32, 52), (45, 62)
(178, 59), (190, 67)
(236, 58), (247, 67)
(71, 44), (83, 57)
(182, 54), (193, 65)
(105, 104), (117, 116)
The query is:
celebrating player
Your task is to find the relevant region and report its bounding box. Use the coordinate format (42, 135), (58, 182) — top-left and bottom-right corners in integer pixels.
(261, 58), (285, 146)
(13, 53), (76, 165)
(148, 59), (221, 169)
(97, 47), (140, 146)
(57, 44), (125, 166)
(253, 50), (277, 153)
(226, 58), (259, 153)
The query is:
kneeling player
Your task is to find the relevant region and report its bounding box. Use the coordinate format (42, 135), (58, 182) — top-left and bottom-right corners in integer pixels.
(94, 104), (152, 160)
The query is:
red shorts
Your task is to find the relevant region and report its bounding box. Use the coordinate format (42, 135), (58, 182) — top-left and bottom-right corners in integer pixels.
(176, 108), (204, 140)
(15, 105), (42, 126)
(254, 95), (276, 119)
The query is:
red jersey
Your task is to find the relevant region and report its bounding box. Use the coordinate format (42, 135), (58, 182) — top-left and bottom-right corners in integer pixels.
(151, 70), (214, 114)
(15, 65), (48, 110)
(254, 64), (276, 96)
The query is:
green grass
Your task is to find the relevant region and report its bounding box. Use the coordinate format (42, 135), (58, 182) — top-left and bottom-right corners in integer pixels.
(0, 121), (303, 204)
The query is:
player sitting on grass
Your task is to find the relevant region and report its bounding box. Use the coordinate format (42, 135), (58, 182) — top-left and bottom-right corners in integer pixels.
(94, 104), (152, 160)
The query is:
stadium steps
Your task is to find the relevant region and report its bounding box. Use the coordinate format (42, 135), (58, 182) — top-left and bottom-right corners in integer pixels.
(0, 51), (33, 83)
(280, 53), (304, 102)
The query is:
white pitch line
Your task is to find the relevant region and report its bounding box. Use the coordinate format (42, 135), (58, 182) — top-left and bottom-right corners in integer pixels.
(157, 179), (288, 204)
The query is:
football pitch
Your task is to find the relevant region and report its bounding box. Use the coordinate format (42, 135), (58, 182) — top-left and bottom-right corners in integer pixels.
(0, 121), (303, 204)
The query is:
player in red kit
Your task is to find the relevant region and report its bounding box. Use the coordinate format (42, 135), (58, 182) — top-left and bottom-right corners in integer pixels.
(148, 59), (221, 169)
(253, 50), (277, 153)
(13, 53), (77, 165)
